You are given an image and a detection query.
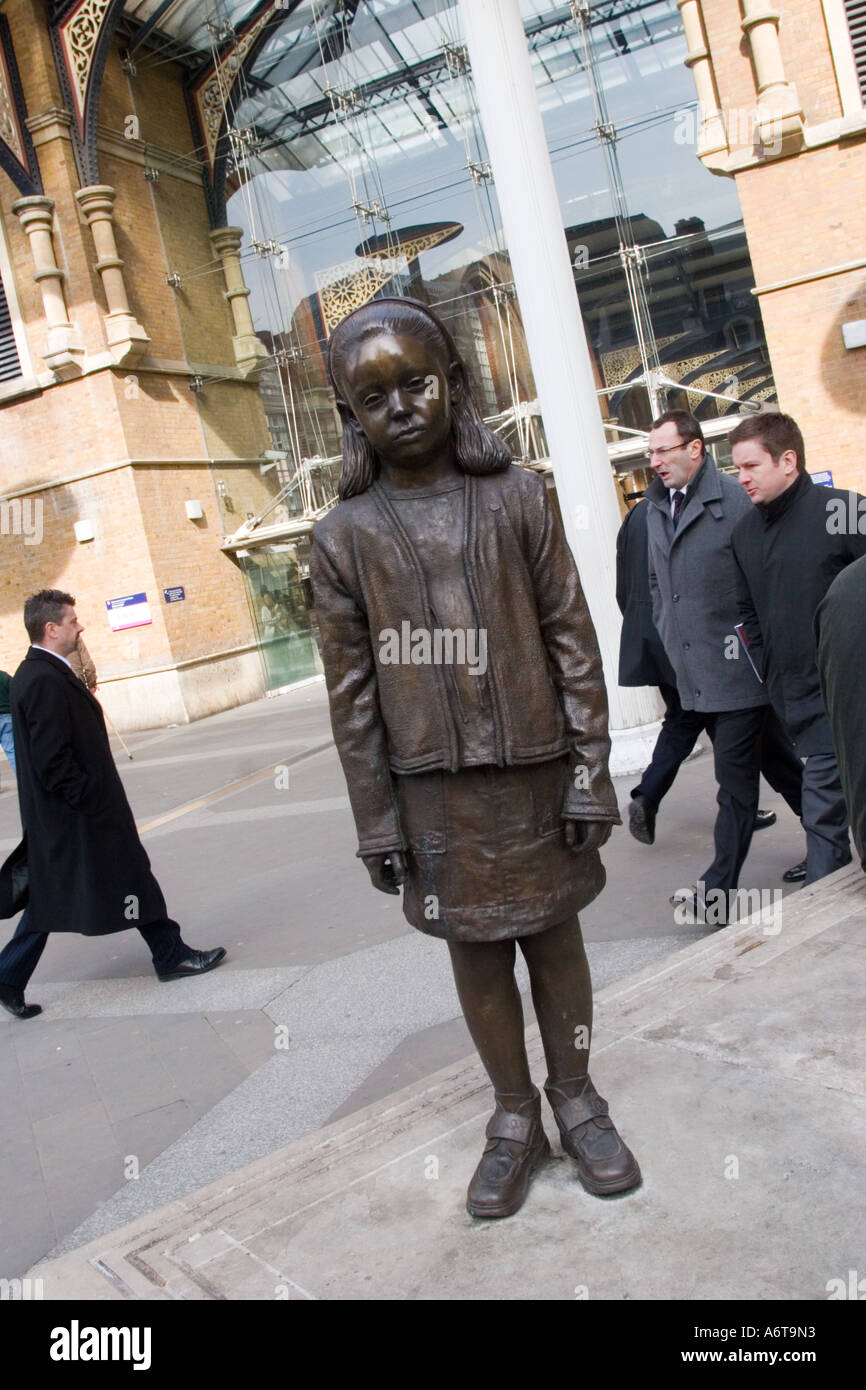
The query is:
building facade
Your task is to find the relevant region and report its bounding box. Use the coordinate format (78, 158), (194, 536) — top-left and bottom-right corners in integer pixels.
(0, 1), (862, 730)
(679, 0), (866, 491)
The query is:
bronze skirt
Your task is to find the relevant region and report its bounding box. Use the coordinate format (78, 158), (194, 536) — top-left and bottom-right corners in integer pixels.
(394, 756), (606, 943)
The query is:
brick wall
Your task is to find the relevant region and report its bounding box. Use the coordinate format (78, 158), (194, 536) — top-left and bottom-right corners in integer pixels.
(702, 0), (844, 157)
(0, 467), (165, 680)
(695, 1), (866, 491)
(0, 8), (272, 722)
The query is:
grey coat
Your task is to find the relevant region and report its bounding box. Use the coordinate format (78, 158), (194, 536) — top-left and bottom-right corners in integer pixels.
(646, 455), (768, 714)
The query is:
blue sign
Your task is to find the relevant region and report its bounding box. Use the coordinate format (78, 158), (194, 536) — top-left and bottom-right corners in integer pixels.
(106, 592), (152, 631)
(810, 470), (833, 487)
(164, 587), (186, 603)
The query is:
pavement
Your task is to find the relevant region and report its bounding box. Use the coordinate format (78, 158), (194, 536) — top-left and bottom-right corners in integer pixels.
(27, 858), (866, 1301)
(1, 676), (858, 1296)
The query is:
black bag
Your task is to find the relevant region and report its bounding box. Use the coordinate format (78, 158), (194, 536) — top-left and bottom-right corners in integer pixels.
(0, 836), (29, 916)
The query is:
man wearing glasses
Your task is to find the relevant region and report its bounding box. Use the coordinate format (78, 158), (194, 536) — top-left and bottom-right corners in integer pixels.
(643, 411), (803, 923)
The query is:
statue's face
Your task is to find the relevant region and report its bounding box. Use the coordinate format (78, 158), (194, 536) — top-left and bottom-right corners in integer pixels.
(338, 330), (456, 468)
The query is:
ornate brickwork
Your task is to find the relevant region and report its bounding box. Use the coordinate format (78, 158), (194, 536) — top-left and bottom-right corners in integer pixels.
(362, 229), (457, 263)
(193, 8), (274, 173)
(0, 16), (41, 194)
(0, 43), (25, 165)
(315, 256), (408, 335)
(59, 0), (112, 123)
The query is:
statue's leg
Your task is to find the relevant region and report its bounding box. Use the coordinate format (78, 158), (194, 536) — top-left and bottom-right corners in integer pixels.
(517, 914), (593, 1087)
(447, 938), (531, 1094)
(519, 916), (642, 1197)
(447, 938), (549, 1218)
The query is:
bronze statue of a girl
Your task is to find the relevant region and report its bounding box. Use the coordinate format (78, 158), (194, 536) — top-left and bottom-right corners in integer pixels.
(310, 297), (641, 1217)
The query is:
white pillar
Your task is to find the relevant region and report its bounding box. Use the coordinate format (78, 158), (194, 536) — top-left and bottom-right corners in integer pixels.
(458, 0), (661, 772)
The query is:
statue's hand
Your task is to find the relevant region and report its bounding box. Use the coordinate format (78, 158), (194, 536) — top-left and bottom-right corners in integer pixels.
(361, 851), (408, 895)
(563, 819), (613, 854)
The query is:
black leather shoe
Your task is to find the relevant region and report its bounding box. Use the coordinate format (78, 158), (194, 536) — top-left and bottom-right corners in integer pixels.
(545, 1077), (641, 1197)
(782, 859), (807, 883)
(753, 809), (776, 831)
(628, 794), (656, 846)
(0, 984), (42, 1020)
(466, 1090), (550, 1219)
(157, 947), (226, 982)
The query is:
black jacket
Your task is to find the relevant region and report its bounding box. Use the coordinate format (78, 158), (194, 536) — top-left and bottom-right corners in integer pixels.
(615, 500), (676, 688)
(815, 555), (866, 869)
(0, 648), (169, 934)
(731, 473), (866, 753)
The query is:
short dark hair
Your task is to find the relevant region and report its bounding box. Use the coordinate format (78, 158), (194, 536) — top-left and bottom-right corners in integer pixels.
(650, 410), (705, 450)
(24, 589), (75, 643)
(327, 297), (511, 499)
(729, 411), (805, 472)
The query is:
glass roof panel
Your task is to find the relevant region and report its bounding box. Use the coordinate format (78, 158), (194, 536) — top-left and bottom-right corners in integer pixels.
(124, 0), (264, 55)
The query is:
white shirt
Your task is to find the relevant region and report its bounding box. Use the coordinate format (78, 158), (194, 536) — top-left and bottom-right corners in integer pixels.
(31, 644), (73, 670)
(669, 482), (689, 520)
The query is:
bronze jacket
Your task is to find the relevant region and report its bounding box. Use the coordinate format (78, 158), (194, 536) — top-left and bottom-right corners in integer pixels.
(310, 464), (620, 856)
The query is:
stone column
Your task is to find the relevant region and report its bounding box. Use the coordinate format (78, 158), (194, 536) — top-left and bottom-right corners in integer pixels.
(677, 1), (729, 168)
(740, 1), (804, 154)
(11, 195), (85, 379)
(210, 226), (269, 376)
(75, 185), (150, 365)
(458, 0), (662, 772)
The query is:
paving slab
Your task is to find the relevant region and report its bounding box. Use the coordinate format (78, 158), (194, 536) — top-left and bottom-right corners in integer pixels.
(28, 863), (866, 1301)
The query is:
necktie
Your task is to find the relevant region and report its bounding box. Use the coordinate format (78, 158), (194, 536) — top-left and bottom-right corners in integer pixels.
(672, 491), (685, 529)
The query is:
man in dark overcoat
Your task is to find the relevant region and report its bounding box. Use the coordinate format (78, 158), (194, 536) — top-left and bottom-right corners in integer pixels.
(815, 554), (866, 872)
(731, 413), (866, 883)
(617, 497), (704, 843)
(0, 590), (226, 1019)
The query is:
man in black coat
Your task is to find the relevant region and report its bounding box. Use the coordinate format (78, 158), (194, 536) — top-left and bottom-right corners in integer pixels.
(731, 413), (866, 884)
(815, 555), (866, 872)
(0, 590), (226, 1020)
(617, 498), (704, 843)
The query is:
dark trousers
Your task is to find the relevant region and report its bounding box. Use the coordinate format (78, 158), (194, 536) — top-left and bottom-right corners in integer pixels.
(701, 706), (803, 896)
(634, 688), (803, 820)
(801, 752), (851, 884)
(0, 908), (191, 991)
(633, 682), (705, 809)
(758, 708), (804, 817)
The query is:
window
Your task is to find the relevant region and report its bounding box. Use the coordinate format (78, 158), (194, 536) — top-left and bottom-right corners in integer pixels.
(0, 272), (22, 383)
(845, 0), (866, 101)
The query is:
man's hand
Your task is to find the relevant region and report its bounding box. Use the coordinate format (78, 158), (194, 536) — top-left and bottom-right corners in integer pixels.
(361, 851), (408, 895)
(563, 819), (613, 854)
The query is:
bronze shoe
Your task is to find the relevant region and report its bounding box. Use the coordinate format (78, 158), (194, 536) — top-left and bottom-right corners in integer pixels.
(545, 1077), (641, 1196)
(466, 1090), (551, 1219)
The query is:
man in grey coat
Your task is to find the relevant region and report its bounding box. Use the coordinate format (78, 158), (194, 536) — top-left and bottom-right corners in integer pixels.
(645, 411), (803, 920)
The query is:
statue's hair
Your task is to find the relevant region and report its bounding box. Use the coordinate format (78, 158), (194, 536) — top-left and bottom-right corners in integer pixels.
(327, 297), (512, 499)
